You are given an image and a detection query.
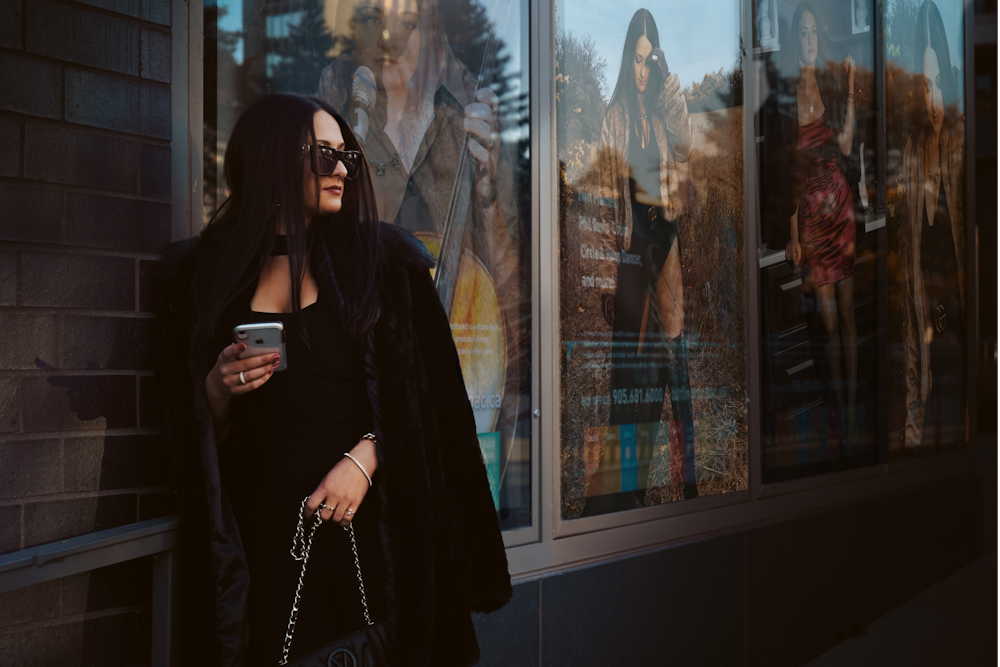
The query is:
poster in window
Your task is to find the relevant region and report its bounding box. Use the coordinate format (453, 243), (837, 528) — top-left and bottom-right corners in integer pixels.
(754, 0), (882, 482)
(557, 1), (748, 518)
(204, 0), (533, 529)
(885, 0), (967, 455)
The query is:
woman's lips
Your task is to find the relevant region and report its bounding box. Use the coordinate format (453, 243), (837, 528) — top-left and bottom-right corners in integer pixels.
(324, 186), (342, 195)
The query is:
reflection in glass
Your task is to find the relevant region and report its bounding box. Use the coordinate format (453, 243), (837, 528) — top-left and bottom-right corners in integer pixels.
(756, 0), (882, 481)
(784, 2), (861, 451)
(558, 1), (747, 518)
(890, 0), (967, 452)
(204, 0), (532, 530)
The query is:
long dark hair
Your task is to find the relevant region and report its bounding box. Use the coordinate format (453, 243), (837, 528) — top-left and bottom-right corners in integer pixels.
(607, 9), (661, 139)
(195, 93), (381, 365)
(913, 0), (958, 131)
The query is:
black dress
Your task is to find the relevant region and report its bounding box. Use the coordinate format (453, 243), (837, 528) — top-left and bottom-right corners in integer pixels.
(221, 273), (388, 666)
(609, 131), (678, 429)
(582, 129), (694, 516)
(920, 184), (966, 447)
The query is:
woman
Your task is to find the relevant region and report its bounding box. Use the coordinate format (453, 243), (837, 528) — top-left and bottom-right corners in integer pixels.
(899, 0), (967, 448)
(586, 8), (697, 513)
(318, 0), (527, 456)
(782, 2), (860, 445)
(157, 93), (511, 666)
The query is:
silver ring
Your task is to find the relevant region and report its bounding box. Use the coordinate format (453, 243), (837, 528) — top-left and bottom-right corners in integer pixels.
(239, 371), (246, 385)
(345, 508), (354, 515)
(319, 502), (336, 515)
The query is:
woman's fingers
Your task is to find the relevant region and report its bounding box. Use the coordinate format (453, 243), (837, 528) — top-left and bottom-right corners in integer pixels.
(334, 495), (362, 527)
(464, 116), (493, 146)
(464, 100), (493, 123)
(649, 47), (669, 80)
(230, 365), (274, 395)
(228, 352), (278, 375)
(330, 501), (348, 524)
(467, 137), (491, 168)
(221, 342), (245, 362)
(304, 491), (323, 518)
(475, 86), (499, 110)
(221, 353), (279, 387)
(308, 493), (363, 526)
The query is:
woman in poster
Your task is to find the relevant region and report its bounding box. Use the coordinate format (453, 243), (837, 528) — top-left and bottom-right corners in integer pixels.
(591, 8), (698, 508)
(899, 0), (966, 448)
(783, 1), (861, 445)
(317, 0), (527, 489)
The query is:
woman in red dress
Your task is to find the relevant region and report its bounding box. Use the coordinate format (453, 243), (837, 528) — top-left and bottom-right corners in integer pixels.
(784, 2), (860, 443)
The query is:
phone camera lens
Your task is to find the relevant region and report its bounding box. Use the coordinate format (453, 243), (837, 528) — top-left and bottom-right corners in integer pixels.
(236, 331), (248, 340)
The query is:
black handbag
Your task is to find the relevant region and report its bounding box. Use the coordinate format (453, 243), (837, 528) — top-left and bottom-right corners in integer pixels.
(279, 497), (396, 667)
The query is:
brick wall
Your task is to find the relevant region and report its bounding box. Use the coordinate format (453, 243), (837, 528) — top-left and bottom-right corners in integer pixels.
(0, 0), (174, 663)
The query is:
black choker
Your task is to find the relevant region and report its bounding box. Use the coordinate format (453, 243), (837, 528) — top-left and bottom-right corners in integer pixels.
(270, 236), (288, 256)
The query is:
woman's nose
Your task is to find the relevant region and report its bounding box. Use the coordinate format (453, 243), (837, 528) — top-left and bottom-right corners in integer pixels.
(334, 159), (349, 177)
(377, 29), (393, 51)
(378, 30), (404, 55)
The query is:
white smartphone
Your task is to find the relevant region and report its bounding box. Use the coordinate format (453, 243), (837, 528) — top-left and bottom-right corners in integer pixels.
(233, 322), (287, 371)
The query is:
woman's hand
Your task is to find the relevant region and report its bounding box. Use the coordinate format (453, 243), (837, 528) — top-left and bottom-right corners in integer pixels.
(649, 47), (670, 83)
(306, 438), (379, 527)
(785, 238), (803, 266)
(787, 207), (803, 267)
(464, 87), (500, 205)
(206, 343), (278, 401)
(204, 343), (279, 445)
(843, 54), (856, 86)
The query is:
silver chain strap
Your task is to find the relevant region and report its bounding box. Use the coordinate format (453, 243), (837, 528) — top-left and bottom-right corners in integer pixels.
(278, 497), (374, 665)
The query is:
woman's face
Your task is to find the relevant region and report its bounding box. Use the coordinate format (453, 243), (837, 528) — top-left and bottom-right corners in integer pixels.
(302, 111), (349, 221)
(355, 0), (421, 92)
(923, 46), (945, 136)
(798, 11), (818, 66)
(633, 33), (653, 95)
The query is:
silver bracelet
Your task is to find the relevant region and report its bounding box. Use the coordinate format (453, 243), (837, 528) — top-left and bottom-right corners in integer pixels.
(343, 452), (373, 487)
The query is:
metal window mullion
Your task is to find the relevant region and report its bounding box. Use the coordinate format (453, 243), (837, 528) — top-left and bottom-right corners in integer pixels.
(744, 0), (763, 503)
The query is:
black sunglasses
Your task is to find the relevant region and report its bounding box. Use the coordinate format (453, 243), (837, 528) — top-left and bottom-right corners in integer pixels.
(301, 143), (362, 180)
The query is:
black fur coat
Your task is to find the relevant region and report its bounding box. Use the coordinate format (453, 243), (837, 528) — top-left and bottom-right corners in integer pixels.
(156, 222), (511, 666)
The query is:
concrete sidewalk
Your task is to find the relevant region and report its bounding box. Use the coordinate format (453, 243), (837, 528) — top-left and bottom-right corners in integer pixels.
(808, 434), (997, 666)
(805, 554), (997, 665)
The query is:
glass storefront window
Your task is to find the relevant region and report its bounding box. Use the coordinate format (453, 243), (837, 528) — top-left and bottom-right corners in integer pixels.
(556, 1), (749, 518)
(755, 0), (885, 481)
(204, 0), (533, 530)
